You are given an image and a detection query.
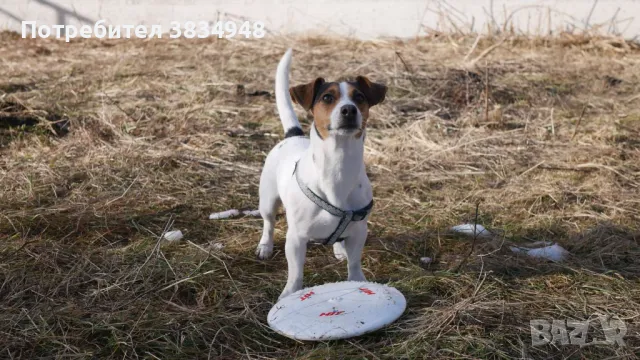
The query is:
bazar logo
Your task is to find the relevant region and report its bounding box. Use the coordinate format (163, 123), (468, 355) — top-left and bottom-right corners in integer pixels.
(530, 315), (627, 347)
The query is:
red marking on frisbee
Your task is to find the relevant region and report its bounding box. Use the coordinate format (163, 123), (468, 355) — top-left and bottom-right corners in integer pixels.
(300, 291), (315, 301)
(319, 310), (345, 317)
(359, 288), (375, 295)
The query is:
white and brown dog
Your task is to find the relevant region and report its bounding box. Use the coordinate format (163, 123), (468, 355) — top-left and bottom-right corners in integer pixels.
(256, 49), (387, 299)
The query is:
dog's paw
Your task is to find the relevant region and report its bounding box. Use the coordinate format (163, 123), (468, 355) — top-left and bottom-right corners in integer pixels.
(278, 280), (303, 300)
(348, 272), (366, 282)
(278, 290), (290, 301)
(278, 287), (298, 300)
(333, 242), (347, 261)
(255, 243), (273, 260)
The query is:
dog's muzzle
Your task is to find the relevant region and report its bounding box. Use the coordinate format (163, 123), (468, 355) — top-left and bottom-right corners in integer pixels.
(337, 104), (359, 129)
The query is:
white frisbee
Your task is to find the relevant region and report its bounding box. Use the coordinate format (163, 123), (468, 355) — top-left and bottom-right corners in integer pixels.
(267, 281), (406, 341)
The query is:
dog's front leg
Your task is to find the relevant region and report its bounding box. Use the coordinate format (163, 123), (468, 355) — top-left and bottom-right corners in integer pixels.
(345, 223), (367, 282)
(279, 229), (307, 299)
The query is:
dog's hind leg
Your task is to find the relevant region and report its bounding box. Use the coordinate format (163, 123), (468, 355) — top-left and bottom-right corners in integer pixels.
(333, 241), (348, 261)
(256, 195), (280, 260)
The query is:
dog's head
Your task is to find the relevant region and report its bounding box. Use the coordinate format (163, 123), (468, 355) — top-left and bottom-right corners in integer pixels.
(290, 76), (387, 139)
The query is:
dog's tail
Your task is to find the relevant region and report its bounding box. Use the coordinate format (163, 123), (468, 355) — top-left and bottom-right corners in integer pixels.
(275, 49), (304, 138)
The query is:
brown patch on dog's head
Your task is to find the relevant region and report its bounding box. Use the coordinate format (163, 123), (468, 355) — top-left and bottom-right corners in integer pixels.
(291, 79), (340, 139)
(349, 76), (387, 138)
(353, 76), (387, 107)
(309, 82), (340, 139)
(290, 78), (325, 111)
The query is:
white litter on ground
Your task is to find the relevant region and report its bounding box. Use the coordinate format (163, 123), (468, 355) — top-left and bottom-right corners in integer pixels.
(211, 242), (225, 250)
(242, 209), (261, 217)
(420, 257), (432, 264)
(163, 230), (183, 242)
(209, 209), (240, 219)
(209, 209), (260, 219)
(510, 243), (569, 262)
(451, 223), (491, 237)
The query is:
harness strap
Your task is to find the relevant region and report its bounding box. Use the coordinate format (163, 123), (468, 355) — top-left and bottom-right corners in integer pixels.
(293, 161), (374, 245)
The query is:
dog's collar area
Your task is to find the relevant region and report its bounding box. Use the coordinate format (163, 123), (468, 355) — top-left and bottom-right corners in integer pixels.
(293, 161), (374, 246)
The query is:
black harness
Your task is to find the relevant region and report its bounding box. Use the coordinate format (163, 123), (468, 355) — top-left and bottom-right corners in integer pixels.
(293, 161), (374, 245)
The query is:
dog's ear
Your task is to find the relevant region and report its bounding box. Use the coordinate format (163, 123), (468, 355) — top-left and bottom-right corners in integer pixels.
(355, 76), (387, 107)
(290, 77), (325, 111)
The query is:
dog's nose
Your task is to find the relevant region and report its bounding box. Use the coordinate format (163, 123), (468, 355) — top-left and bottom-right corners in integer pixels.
(340, 105), (358, 121)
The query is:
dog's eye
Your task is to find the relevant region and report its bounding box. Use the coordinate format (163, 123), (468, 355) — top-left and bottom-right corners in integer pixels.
(353, 93), (365, 104)
(322, 94), (334, 103)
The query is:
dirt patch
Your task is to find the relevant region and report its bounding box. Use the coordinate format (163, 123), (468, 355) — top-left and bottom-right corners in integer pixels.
(0, 82), (35, 94)
(0, 98), (70, 145)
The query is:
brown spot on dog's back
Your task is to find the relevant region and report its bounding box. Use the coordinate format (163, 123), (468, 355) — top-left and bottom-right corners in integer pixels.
(311, 83), (340, 139)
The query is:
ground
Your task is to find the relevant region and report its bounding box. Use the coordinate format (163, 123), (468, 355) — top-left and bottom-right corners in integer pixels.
(1, 31), (639, 359)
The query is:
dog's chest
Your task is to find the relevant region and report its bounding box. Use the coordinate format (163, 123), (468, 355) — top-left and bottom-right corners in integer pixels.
(302, 208), (362, 241)
(287, 189), (370, 241)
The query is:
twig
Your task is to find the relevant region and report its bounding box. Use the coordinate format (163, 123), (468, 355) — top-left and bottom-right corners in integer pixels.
(103, 175), (139, 208)
(395, 51), (416, 86)
(571, 105), (587, 140)
(347, 340), (381, 360)
(489, 0), (498, 33)
(484, 63), (490, 124)
(576, 163), (639, 187)
(519, 161), (545, 177)
(538, 164), (595, 172)
(608, 8), (621, 34)
(467, 37), (506, 67)
(626, 94), (640, 104)
(181, 155), (259, 173)
(100, 92), (139, 124)
(158, 270), (216, 292)
(136, 215), (175, 276)
(462, 33), (482, 62)
(547, 7), (552, 36)
(585, 0), (599, 30)
(455, 202), (481, 272)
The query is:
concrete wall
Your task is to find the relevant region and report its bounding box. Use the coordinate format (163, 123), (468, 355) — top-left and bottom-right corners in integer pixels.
(1, 0), (638, 40)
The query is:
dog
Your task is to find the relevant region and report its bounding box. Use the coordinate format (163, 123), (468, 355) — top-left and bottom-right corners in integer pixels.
(256, 49), (387, 300)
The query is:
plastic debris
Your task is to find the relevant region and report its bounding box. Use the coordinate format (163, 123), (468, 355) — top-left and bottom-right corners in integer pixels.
(163, 230), (183, 242)
(209, 209), (260, 219)
(420, 257), (432, 264)
(510, 243), (569, 262)
(209, 209), (240, 219)
(211, 242), (225, 250)
(451, 223), (491, 237)
(242, 209), (261, 217)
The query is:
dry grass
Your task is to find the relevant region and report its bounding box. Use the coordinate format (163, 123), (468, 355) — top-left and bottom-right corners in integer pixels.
(1, 30), (640, 359)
